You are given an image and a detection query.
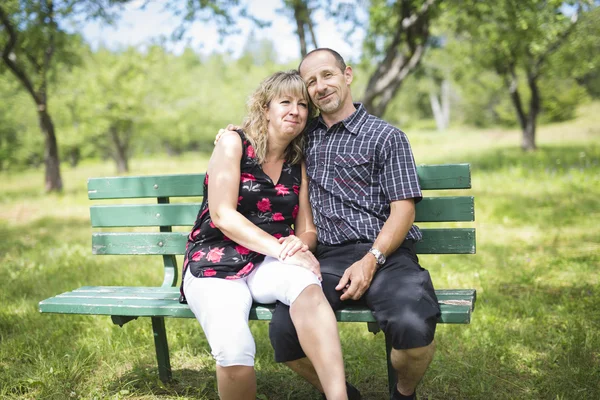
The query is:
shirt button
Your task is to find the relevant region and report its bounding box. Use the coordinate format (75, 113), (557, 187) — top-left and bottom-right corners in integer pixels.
(320, 162), (325, 166)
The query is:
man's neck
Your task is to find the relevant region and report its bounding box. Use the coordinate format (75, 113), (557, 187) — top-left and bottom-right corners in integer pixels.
(322, 102), (357, 129)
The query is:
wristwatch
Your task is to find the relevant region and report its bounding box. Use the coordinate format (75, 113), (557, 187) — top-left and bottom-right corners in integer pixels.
(368, 247), (386, 266)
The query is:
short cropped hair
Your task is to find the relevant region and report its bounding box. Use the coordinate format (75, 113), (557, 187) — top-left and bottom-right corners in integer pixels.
(243, 70), (315, 165)
(299, 48), (347, 73)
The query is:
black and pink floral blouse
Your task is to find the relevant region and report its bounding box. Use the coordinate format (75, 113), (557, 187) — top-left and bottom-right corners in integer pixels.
(180, 130), (301, 300)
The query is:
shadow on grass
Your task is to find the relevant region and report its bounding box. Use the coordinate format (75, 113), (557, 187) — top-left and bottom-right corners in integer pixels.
(106, 367), (219, 399)
(104, 344), (324, 400)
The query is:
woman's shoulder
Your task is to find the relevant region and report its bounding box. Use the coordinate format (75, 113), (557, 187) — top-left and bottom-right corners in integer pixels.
(215, 130), (244, 151)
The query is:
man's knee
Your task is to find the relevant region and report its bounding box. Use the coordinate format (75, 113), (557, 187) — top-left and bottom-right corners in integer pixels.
(384, 310), (438, 350)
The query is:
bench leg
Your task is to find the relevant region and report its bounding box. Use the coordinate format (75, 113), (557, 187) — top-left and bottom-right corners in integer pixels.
(151, 317), (172, 382)
(385, 333), (398, 397)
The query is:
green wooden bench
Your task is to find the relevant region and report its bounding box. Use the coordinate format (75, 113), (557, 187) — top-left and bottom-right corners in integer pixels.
(39, 163), (476, 395)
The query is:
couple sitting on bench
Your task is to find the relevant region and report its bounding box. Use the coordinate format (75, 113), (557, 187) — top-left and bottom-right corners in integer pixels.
(180, 48), (440, 400)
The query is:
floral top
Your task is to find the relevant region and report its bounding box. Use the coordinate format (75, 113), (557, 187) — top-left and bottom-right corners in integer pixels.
(180, 130), (301, 302)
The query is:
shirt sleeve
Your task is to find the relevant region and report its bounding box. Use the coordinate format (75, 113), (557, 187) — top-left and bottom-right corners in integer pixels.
(379, 128), (422, 204)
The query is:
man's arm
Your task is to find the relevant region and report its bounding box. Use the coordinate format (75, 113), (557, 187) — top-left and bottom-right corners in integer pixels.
(336, 198), (416, 301)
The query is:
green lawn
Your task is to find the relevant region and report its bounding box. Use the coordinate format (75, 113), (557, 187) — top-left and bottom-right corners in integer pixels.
(1, 104), (599, 399)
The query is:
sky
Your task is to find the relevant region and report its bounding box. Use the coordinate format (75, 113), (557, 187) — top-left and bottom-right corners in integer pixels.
(81, 0), (366, 63)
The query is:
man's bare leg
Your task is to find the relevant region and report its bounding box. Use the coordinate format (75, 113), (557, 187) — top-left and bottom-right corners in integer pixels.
(215, 365), (256, 400)
(390, 341), (436, 396)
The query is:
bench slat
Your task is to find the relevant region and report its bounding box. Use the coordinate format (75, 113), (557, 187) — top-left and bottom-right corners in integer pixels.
(92, 228), (475, 255)
(89, 197), (474, 227)
(87, 164), (471, 200)
(58, 287), (475, 310)
(39, 287), (474, 324)
(88, 174), (206, 199)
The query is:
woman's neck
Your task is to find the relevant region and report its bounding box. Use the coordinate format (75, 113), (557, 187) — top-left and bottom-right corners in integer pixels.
(265, 138), (288, 164)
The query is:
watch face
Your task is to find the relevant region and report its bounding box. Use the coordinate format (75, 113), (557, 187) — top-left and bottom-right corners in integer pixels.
(370, 248), (385, 264)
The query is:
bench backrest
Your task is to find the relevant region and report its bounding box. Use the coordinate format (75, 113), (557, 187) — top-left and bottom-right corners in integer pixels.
(88, 164), (475, 287)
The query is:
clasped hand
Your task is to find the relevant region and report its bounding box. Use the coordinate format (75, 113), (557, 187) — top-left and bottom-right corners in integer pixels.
(277, 235), (321, 281)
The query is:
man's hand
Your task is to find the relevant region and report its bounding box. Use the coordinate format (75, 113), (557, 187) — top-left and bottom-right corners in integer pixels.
(215, 124), (241, 145)
(335, 254), (378, 301)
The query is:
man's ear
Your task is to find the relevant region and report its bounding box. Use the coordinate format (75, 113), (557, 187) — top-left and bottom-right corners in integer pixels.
(344, 66), (353, 85)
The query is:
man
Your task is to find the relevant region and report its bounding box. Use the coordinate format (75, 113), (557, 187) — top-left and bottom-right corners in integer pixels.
(222, 48), (440, 400)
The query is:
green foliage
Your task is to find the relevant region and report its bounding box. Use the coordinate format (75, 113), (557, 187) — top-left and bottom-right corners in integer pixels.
(549, 6), (600, 98)
(538, 77), (590, 123)
(0, 39), (294, 171)
(0, 73), (42, 170)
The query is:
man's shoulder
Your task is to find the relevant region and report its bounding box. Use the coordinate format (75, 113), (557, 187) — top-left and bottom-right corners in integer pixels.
(361, 113), (406, 139)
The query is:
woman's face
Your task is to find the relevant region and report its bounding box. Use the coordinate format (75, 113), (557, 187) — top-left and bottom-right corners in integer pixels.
(265, 93), (309, 140)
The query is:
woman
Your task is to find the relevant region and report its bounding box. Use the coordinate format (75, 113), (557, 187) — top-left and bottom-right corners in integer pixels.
(180, 71), (347, 400)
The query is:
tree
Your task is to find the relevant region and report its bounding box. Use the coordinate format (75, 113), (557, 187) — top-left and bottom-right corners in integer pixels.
(0, 0), (127, 191)
(78, 47), (153, 173)
(279, 0), (441, 117)
(449, 0), (595, 151)
(279, 0), (319, 57)
(359, 0), (441, 117)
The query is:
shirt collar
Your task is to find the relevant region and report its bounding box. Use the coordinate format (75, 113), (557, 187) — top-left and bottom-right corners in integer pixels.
(307, 103), (368, 135)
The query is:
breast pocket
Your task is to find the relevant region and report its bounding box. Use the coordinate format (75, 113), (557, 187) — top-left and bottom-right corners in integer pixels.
(333, 154), (373, 196)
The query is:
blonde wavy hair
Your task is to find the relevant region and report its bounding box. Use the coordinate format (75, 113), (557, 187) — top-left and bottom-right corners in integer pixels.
(242, 70), (315, 165)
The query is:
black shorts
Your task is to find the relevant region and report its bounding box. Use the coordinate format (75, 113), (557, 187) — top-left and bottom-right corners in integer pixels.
(269, 240), (441, 363)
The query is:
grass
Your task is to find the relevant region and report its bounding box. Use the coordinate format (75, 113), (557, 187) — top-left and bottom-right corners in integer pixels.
(1, 103), (599, 399)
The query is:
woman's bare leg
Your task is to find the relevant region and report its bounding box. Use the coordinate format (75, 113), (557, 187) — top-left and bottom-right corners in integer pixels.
(290, 285), (347, 400)
(216, 365), (256, 400)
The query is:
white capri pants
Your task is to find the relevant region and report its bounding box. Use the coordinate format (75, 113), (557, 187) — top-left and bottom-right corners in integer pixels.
(183, 256), (321, 367)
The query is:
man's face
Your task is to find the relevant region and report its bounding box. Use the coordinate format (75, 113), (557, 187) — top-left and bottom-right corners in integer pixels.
(299, 51), (352, 115)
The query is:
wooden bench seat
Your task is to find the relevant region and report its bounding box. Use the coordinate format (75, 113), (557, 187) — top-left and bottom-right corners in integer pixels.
(39, 163), (477, 394)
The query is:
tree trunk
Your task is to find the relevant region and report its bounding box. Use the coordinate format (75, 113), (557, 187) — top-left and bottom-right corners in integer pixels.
(441, 79), (450, 128)
(503, 66), (530, 146)
(306, 10), (318, 49)
(38, 107), (63, 191)
(521, 71), (540, 151)
(294, 4), (307, 58)
(361, 0), (435, 117)
(504, 64), (539, 151)
(429, 79), (450, 131)
(362, 42), (426, 117)
(109, 125), (129, 173)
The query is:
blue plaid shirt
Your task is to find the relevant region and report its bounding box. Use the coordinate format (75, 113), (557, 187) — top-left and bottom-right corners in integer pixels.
(305, 103), (422, 245)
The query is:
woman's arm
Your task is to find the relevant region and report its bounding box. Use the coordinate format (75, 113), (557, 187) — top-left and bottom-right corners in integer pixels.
(294, 161), (318, 252)
(207, 131), (282, 258)
(278, 161), (318, 259)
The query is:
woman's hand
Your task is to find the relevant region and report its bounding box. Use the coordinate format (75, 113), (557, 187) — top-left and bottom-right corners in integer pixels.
(277, 235), (309, 260)
(280, 249), (321, 281)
